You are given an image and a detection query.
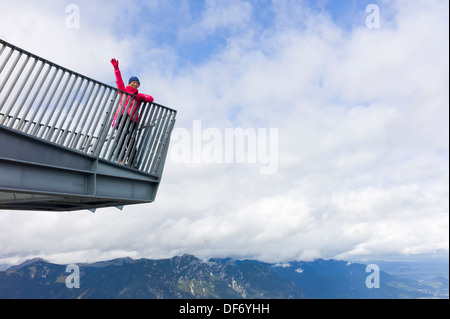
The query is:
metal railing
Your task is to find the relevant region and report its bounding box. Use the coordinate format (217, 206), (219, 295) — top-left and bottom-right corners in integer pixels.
(0, 39), (176, 177)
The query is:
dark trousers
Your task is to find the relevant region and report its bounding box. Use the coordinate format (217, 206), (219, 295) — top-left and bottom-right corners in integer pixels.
(113, 115), (138, 166)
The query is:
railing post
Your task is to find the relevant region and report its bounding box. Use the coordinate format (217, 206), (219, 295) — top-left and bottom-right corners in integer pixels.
(0, 52), (25, 125)
(92, 93), (119, 157)
(152, 113), (176, 176)
(83, 86), (113, 155)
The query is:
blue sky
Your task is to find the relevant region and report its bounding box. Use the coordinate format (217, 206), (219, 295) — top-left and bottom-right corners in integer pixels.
(0, 0), (448, 266)
(123, 0), (373, 66)
(125, 0), (394, 66)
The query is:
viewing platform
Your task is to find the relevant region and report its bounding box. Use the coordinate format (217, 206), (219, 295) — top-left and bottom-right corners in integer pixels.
(0, 39), (177, 212)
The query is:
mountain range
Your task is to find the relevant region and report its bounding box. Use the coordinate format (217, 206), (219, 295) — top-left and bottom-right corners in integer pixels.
(0, 254), (448, 299)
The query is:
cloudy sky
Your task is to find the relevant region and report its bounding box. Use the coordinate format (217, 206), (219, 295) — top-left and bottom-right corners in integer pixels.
(0, 0), (448, 266)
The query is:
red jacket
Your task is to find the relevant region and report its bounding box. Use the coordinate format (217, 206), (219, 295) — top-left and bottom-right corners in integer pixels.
(112, 68), (154, 126)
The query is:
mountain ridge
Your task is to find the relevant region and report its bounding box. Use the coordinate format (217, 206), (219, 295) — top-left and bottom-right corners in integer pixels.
(0, 254), (447, 299)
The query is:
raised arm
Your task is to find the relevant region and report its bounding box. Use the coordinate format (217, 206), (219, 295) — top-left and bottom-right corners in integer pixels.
(110, 58), (126, 91)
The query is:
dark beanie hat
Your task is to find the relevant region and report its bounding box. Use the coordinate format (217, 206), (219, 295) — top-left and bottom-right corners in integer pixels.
(129, 76), (140, 85)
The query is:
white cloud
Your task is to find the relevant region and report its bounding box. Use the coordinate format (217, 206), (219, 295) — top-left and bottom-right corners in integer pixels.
(199, 0), (252, 34)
